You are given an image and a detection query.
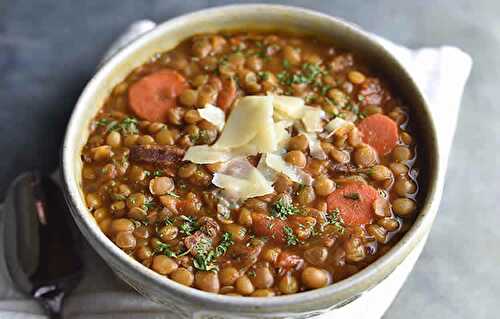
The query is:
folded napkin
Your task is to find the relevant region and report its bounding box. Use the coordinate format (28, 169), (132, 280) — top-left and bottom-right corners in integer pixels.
(0, 21), (472, 319)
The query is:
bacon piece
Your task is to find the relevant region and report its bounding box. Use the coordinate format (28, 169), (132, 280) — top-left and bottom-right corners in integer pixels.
(130, 144), (184, 165)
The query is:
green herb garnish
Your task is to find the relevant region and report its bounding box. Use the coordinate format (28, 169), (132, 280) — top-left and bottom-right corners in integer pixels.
(326, 208), (345, 234)
(119, 117), (139, 134)
(193, 252), (218, 272)
(304, 94), (316, 104)
(155, 242), (177, 258)
(271, 196), (301, 220)
(192, 233), (234, 272)
(96, 116), (138, 135)
(179, 215), (199, 236)
(166, 192), (180, 198)
(284, 226), (299, 246)
(320, 84), (332, 96)
(276, 62), (326, 86)
(152, 170), (163, 177)
(283, 59), (290, 69)
(143, 196), (155, 211)
(214, 232), (234, 257)
(257, 71), (270, 81)
(343, 192), (361, 200)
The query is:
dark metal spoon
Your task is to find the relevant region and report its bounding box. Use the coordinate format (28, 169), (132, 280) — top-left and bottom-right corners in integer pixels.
(3, 172), (83, 318)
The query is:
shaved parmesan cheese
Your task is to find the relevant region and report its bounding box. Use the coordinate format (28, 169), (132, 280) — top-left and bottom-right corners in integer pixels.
(273, 96), (305, 119)
(251, 111), (277, 153)
(199, 104), (225, 131)
(182, 145), (233, 164)
(257, 153), (278, 181)
(215, 96), (273, 149)
(274, 121), (293, 148)
(265, 153), (313, 186)
(213, 158), (274, 201)
(322, 117), (354, 138)
(302, 106), (324, 132)
(218, 158), (255, 178)
(302, 132), (327, 160)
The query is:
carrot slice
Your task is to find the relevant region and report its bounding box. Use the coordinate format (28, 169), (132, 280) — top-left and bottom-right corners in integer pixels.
(217, 77), (237, 111)
(358, 114), (398, 155)
(251, 213), (286, 243)
(128, 69), (189, 122)
(326, 183), (379, 226)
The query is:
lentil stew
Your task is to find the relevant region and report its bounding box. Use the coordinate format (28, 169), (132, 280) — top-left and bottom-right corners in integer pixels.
(81, 31), (420, 297)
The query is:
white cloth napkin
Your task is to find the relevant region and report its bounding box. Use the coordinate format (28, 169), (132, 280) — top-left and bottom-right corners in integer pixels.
(0, 23), (472, 319)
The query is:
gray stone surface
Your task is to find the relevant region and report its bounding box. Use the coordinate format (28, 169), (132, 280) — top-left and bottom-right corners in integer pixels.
(0, 1), (497, 318)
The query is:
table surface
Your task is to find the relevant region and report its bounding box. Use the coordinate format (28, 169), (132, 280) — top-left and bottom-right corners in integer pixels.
(1, 1), (498, 318)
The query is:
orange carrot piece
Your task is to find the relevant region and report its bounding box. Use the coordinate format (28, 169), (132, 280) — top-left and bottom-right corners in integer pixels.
(128, 69), (188, 122)
(326, 183), (379, 226)
(357, 114), (398, 155)
(217, 77), (237, 111)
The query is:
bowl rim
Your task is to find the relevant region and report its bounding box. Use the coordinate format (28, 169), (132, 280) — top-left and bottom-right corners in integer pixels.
(62, 3), (441, 311)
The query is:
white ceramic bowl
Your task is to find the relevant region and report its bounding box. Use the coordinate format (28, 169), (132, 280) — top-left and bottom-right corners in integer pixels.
(62, 4), (441, 318)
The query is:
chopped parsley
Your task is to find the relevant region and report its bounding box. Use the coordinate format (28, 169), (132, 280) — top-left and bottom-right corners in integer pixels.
(346, 102), (360, 114)
(320, 84), (332, 96)
(270, 196), (301, 220)
(257, 71), (270, 81)
(164, 216), (175, 225)
(326, 208), (345, 234)
(179, 215), (199, 236)
(143, 196), (155, 211)
(96, 118), (115, 129)
(165, 191), (180, 198)
(152, 170), (163, 177)
(283, 226), (299, 246)
(193, 251), (218, 272)
(155, 242), (177, 258)
(214, 232), (234, 257)
(96, 117), (139, 135)
(193, 232), (234, 272)
(343, 192), (361, 200)
(120, 117), (139, 134)
(304, 94), (316, 104)
(282, 59), (290, 69)
(276, 62), (326, 86)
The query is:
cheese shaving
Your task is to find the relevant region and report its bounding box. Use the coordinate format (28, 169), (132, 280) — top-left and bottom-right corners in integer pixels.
(214, 95), (275, 152)
(212, 158), (274, 200)
(302, 106), (324, 133)
(214, 96), (273, 149)
(198, 104), (225, 131)
(182, 145), (233, 164)
(301, 132), (327, 160)
(265, 153), (313, 186)
(322, 117), (354, 138)
(272, 95), (305, 120)
(274, 120), (293, 148)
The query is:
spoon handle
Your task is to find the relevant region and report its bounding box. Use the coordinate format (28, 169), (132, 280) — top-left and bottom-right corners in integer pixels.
(97, 20), (156, 69)
(33, 285), (64, 319)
